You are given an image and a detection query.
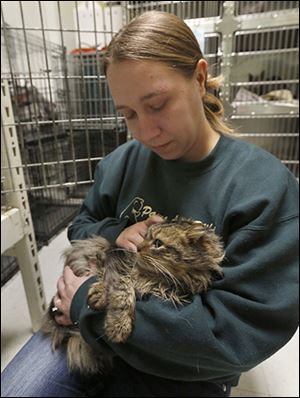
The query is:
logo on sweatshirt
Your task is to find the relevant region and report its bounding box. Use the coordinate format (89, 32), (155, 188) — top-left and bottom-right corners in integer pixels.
(120, 197), (157, 223)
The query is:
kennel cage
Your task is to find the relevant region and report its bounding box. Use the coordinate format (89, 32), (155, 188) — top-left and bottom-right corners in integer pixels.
(1, 8), (127, 248)
(126, 0), (299, 178)
(1, 1), (299, 331)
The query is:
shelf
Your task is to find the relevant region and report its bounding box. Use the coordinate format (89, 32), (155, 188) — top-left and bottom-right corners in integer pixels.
(1, 207), (25, 255)
(231, 101), (299, 117)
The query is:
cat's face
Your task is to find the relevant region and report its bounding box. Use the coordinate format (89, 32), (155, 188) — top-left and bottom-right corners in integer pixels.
(137, 219), (224, 280)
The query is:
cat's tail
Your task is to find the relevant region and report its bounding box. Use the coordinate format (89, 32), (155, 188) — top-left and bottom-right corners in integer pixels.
(41, 310), (75, 350)
(67, 335), (113, 375)
(41, 304), (111, 375)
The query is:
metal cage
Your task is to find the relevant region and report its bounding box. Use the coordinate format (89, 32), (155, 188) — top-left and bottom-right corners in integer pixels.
(1, 1), (299, 330)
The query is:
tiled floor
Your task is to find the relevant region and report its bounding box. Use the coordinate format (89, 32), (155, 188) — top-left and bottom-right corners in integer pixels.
(1, 228), (299, 397)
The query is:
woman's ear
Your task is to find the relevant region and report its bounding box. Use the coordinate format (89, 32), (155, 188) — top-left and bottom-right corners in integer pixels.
(194, 59), (208, 96)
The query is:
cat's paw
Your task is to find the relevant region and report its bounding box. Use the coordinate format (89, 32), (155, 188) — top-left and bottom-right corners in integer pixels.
(104, 313), (133, 343)
(87, 282), (106, 310)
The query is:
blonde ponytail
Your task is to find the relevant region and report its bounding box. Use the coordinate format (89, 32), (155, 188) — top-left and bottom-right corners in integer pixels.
(204, 75), (235, 135)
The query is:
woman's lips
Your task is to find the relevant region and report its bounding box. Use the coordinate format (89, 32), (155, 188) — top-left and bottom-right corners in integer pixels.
(153, 142), (170, 150)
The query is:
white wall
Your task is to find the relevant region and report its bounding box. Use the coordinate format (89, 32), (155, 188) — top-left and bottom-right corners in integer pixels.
(2, 1), (123, 53)
(1, 1), (77, 52)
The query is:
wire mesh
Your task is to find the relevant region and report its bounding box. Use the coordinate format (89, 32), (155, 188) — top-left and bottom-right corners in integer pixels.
(1, 1), (299, 255)
(231, 27), (299, 99)
(1, 255), (19, 287)
(1, 1), (127, 248)
(235, 1), (299, 15)
(125, 1), (223, 20)
(230, 21), (299, 178)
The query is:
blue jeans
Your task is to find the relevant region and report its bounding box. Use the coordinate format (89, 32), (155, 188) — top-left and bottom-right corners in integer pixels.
(1, 331), (232, 397)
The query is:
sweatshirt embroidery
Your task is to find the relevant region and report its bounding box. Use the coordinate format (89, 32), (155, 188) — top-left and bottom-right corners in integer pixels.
(120, 197), (158, 223)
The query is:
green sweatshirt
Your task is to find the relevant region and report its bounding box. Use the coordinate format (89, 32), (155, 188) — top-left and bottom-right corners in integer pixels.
(68, 134), (299, 386)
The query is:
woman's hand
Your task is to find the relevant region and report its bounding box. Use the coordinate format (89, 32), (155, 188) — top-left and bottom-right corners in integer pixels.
(116, 215), (164, 252)
(53, 266), (92, 326)
(53, 215), (164, 324)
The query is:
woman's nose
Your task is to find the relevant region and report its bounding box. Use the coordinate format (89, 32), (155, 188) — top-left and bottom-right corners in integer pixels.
(136, 114), (161, 144)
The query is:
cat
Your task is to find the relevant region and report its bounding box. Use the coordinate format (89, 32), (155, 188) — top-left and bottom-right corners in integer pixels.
(41, 217), (225, 375)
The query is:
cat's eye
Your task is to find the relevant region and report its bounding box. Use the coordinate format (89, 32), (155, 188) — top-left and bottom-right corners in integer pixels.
(153, 239), (164, 248)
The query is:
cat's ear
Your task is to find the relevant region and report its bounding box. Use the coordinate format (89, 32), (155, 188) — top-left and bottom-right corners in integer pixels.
(186, 225), (206, 245)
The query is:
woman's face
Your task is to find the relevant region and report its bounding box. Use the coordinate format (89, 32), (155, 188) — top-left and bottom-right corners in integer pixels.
(107, 59), (213, 162)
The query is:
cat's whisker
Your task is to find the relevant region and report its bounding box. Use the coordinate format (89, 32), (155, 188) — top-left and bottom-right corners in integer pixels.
(129, 257), (139, 281)
(157, 263), (182, 288)
(142, 255), (183, 289)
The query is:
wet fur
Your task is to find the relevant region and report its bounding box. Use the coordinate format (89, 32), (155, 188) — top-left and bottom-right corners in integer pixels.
(42, 217), (224, 375)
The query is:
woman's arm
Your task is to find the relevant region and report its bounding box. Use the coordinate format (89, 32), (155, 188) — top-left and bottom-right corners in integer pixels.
(67, 154), (128, 243)
(74, 214), (298, 382)
(71, 166), (299, 382)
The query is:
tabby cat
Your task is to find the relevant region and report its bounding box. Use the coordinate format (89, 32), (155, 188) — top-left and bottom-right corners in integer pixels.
(42, 217), (225, 375)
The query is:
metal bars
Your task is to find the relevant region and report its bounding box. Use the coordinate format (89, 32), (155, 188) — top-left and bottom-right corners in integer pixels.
(1, 1), (299, 248)
(2, 1), (298, 195)
(1, 1), (126, 195)
(1, 1), (127, 245)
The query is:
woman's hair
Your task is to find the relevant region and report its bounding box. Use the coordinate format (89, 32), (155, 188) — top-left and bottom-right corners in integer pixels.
(103, 11), (235, 135)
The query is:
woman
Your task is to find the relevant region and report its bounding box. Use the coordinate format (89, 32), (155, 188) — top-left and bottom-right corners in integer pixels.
(2, 11), (298, 397)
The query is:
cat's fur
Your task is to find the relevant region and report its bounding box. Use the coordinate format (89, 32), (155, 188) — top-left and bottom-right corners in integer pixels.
(42, 217), (225, 375)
